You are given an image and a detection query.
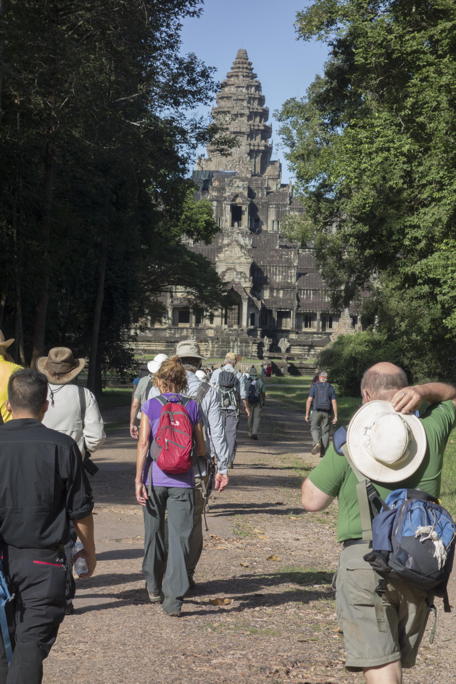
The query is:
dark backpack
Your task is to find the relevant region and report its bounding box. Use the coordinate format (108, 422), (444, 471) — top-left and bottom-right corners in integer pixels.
(313, 382), (332, 411)
(364, 489), (456, 607)
(218, 370), (239, 411)
(248, 379), (260, 406)
(151, 395), (193, 474)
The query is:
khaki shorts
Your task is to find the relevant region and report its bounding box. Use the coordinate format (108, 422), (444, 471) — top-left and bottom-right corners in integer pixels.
(336, 543), (433, 671)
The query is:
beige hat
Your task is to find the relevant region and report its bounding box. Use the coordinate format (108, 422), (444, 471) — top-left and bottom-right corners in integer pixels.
(0, 330), (14, 353)
(147, 353), (168, 375)
(347, 400), (427, 483)
(175, 340), (204, 359)
(37, 347), (85, 385)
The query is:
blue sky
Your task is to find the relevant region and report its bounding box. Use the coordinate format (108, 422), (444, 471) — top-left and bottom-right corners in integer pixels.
(180, 0), (329, 182)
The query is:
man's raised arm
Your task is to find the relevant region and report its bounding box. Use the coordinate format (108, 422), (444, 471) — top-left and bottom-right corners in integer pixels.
(392, 382), (456, 414)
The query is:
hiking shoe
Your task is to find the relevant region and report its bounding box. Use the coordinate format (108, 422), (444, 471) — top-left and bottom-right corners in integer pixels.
(64, 602), (74, 616)
(147, 589), (162, 603)
(311, 442), (321, 455)
(162, 607), (181, 617)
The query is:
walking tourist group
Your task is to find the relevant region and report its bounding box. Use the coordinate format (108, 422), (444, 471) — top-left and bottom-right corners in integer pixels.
(0, 328), (455, 683)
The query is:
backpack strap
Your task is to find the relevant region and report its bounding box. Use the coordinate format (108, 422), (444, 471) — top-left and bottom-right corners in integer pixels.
(77, 385), (86, 427)
(341, 444), (384, 542)
(195, 382), (211, 406)
(0, 562), (13, 664)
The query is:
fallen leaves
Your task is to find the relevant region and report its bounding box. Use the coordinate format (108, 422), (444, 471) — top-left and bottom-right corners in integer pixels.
(209, 598), (232, 606)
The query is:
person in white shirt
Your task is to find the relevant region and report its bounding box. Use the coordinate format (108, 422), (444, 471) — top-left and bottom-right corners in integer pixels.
(210, 352), (250, 467)
(129, 354), (167, 439)
(38, 347), (105, 457)
(37, 346), (105, 614)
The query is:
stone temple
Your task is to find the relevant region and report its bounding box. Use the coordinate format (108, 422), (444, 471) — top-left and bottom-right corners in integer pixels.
(137, 49), (360, 361)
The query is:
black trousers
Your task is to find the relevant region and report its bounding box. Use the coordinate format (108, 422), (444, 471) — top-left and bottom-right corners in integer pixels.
(0, 546), (67, 684)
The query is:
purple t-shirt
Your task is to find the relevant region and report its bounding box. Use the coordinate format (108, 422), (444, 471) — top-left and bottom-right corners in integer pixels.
(141, 393), (201, 488)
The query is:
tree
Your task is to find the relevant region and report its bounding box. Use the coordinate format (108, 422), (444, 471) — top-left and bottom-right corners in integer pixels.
(278, 0), (456, 380)
(0, 1), (223, 391)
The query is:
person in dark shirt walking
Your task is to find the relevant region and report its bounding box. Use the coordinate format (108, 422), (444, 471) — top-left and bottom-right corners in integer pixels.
(305, 370), (338, 456)
(0, 369), (95, 684)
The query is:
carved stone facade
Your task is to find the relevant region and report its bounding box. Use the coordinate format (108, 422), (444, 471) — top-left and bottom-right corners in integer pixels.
(138, 50), (360, 360)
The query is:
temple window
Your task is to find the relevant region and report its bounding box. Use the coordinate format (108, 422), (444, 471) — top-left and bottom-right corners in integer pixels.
(277, 310), (291, 330)
(230, 204), (242, 227)
(173, 307), (190, 326)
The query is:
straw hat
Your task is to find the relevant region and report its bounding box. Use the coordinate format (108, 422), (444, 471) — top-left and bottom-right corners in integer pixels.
(175, 340), (204, 360)
(0, 331), (14, 354)
(346, 400), (427, 483)
(37, 347), (85, 385)
(147, 353), (168, 375)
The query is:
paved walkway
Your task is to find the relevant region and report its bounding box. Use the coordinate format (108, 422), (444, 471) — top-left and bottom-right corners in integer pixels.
(43, 398), (456, 683)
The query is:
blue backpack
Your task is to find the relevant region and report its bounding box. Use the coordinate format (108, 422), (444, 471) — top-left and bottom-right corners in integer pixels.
(365, 489), (456, 609)
(335, 426), (456, 611)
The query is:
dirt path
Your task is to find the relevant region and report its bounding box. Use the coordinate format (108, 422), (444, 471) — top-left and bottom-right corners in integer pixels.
(44, 398), (456, 684)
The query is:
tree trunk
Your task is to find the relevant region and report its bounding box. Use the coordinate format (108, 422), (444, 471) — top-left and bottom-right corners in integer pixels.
(87, 232), (108, 395)
(30, 144), (55, 367)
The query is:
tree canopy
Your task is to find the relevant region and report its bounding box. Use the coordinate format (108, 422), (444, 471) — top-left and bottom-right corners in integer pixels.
(0, 0), (223, 390)
(279, 0), (456, 381)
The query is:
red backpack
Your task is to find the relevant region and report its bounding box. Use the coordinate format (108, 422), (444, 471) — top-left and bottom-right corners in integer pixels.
(151, 395), (194, 474)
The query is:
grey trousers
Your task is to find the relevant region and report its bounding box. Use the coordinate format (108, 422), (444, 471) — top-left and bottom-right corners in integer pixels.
(248, 405), (262, 436)
(187, 476), (206, 578)
(310, 410), (331, 449)
(221, 409), (239, 467)
(143, 486), (194, 613)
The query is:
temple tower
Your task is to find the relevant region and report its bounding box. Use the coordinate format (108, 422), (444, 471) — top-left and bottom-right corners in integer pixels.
(136, 49), (362, 361)
(197, 49), (274, 177)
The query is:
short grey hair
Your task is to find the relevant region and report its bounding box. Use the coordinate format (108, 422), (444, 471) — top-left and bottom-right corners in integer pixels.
(361, 367), (408, 397)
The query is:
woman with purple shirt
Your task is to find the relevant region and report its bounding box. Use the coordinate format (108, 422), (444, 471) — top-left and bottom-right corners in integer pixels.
(135, 357), (205, 617)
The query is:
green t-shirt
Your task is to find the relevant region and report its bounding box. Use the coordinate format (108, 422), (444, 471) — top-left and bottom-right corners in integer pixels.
(308, 400), (456, 542)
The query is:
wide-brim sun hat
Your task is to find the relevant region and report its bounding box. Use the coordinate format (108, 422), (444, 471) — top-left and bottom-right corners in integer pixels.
(175, 340), (204, 359)
(147, 353), (168, 374)
(37, 347), (85, 385)
(346, 400), (427, 483)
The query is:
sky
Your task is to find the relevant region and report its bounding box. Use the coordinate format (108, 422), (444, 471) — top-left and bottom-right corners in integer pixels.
(180, 0), (329, 183)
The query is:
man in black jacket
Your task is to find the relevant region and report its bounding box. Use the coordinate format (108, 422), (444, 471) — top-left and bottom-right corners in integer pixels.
(0, 369), (95, 684)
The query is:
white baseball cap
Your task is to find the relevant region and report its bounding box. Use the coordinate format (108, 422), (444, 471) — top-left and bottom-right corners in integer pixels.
(147, 353), (168, 375)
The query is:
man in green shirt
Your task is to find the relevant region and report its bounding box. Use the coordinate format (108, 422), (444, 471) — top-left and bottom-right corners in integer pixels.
(301, 362), (456, 684)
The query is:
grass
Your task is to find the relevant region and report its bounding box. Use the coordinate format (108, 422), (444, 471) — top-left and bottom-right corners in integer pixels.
(98, 387), (131, 412)
(440, 433), (456, 516)
(265, 374), (360, 425)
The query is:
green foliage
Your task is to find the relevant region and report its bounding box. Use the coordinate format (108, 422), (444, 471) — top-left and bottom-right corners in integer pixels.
(279, 0), (456, 378)
(0, 1), (224, 387)
(319, 332), (404, 396)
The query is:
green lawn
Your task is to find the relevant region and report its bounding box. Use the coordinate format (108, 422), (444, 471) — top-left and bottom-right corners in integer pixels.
(265, 374), (360, 424)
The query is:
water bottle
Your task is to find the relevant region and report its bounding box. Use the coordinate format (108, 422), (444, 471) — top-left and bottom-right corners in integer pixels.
(73, 540), (88, 577)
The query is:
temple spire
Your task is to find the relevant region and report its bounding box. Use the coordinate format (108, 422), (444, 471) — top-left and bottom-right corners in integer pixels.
(198, 49), (273, 176)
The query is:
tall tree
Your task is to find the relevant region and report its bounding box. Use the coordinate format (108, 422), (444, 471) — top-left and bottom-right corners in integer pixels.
(0, 1), (222, 390)
(278, 0), (456, 379)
